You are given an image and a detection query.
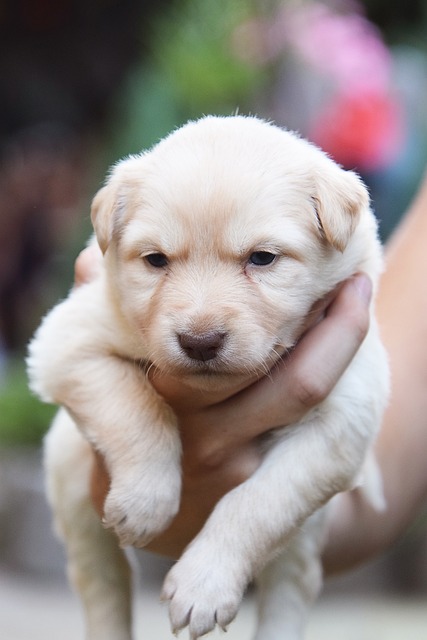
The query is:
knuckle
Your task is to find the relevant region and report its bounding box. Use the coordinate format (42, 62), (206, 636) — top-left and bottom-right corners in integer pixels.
(185, 440), (225, 473)
(292, 369), (332, 409)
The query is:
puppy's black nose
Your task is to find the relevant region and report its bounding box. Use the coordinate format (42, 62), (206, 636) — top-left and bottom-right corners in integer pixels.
(178, 331), (226, 362)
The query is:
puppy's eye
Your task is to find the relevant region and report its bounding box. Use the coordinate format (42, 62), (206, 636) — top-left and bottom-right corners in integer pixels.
(248, 251), (276, 266)
(145, 253), (168, 268)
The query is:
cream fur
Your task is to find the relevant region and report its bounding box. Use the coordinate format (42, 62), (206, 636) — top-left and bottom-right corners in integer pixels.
(28, 115), (389, 640)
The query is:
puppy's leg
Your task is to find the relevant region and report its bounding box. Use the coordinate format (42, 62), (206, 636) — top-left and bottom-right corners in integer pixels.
(66, 354), (182, 548)
(40, 350), (182, 547)
(253, 511), (326, 640)
(162, 398), (374, 639)
(45, 409), (133, 640)
(29, 283), (182, 547)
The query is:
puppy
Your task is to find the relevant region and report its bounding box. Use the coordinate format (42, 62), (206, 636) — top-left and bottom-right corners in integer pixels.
(28, 115), (389, 640)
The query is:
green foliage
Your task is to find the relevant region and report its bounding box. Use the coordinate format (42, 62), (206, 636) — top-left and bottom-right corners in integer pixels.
(0, 359), (55, 445)
(153, 0), (263, 115)
(108, 0), (265, 162)
(108, 64), (183, 160)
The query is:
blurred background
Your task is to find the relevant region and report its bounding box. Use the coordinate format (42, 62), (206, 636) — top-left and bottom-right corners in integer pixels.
(0, 1), (426, 638)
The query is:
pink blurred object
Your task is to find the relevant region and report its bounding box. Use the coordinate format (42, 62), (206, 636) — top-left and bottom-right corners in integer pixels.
(284, 3), (391, 93)
(233, 1), (405, 171)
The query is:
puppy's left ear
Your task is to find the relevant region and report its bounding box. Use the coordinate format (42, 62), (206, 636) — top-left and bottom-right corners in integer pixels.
(313, 165), (369, 252)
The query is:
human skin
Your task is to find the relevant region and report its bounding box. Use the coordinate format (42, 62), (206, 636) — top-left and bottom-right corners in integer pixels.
(323, 172), (427, 573)
(84, 173), (427, 571)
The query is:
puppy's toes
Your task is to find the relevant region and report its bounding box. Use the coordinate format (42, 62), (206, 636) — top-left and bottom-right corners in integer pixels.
(162, 543), (246, 639)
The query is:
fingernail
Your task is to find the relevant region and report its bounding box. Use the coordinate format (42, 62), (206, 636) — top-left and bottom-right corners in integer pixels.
(352, 273), (373, 304)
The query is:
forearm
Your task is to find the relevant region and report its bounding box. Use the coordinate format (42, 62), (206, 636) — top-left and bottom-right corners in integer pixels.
(324, 174), (427, 574)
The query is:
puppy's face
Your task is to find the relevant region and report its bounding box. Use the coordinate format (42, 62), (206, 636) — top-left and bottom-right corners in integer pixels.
(92, 117), (369, 389)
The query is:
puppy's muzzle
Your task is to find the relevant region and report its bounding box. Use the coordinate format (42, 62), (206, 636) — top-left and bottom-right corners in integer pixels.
(178, 331), (226, 362)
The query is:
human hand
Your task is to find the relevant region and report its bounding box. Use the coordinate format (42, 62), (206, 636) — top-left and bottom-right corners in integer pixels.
(74, 241), (102, 286)
(76, 244), (372, 558)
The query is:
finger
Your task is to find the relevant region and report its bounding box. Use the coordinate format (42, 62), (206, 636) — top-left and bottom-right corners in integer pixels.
(74, 242), (102, 287)
(214, 273), (372, 438)
(285, 273), (372, 409)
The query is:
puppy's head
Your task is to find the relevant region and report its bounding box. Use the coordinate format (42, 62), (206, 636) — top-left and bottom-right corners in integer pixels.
(91, 116), (373, 388)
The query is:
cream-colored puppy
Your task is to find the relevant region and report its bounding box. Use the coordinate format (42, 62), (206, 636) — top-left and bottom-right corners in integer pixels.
(28, 115), (388, 640)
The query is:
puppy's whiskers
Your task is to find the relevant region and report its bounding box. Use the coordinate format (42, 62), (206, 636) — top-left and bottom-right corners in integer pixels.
(144, 360), (157, 379)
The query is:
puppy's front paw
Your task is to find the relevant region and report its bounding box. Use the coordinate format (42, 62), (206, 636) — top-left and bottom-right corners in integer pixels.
(103, 466), (181, 547)
(161, 541), (248, 639)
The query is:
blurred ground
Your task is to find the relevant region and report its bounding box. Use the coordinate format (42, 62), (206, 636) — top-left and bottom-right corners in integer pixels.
(0, 447), (426, 639)
(0, 565), (426, 640)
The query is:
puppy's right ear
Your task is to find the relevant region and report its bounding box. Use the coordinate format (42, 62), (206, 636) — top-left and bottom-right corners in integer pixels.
(90, 183), (118, 254)
(91, 154), (144, 253)
(313, 165), (369, 253)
